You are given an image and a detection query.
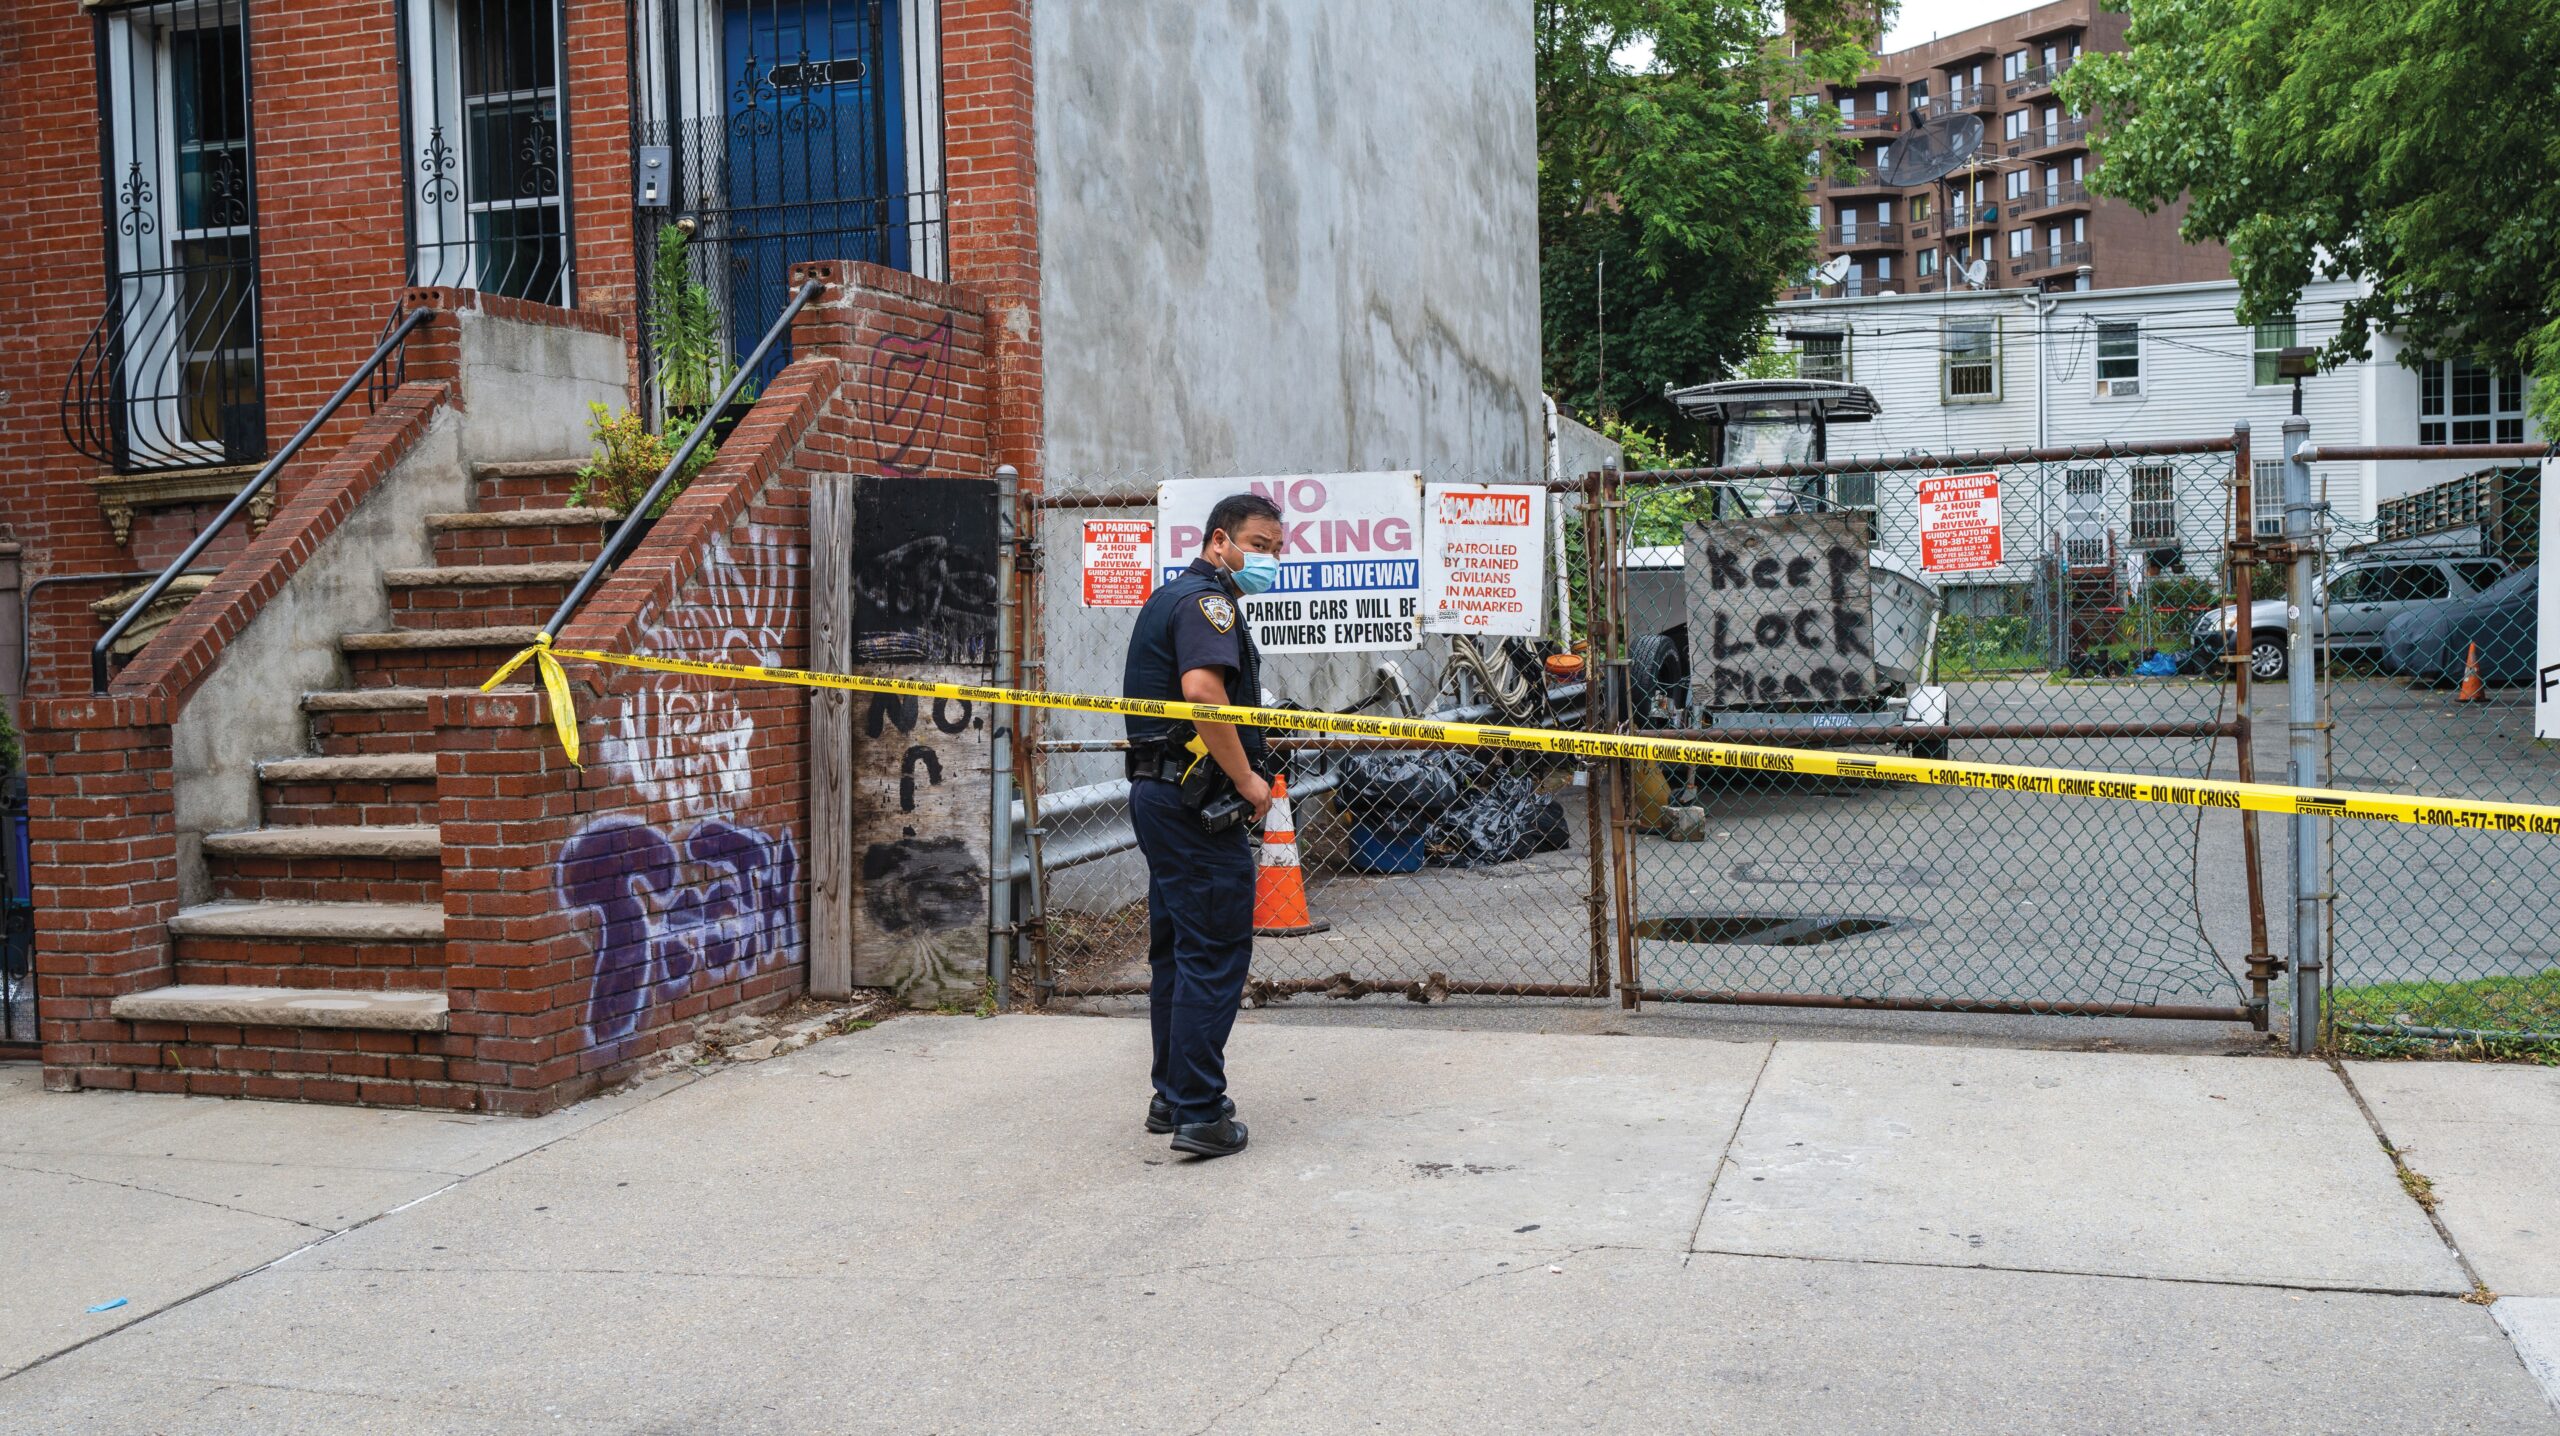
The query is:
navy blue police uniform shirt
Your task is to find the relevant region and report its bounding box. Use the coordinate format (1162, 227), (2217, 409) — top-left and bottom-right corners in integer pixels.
(1124, 557), (1267, 770)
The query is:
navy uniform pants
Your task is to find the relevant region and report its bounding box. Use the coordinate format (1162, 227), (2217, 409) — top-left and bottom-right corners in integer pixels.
(1129, 776), (1254, 1126)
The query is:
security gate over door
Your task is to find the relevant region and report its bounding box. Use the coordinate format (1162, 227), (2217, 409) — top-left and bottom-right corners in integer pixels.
(635, 0), (945, 398)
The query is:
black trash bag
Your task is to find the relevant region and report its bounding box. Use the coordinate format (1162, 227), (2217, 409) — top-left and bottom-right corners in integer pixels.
(1335, 751), (1478, 837)
(1426, 773), (1571, 868)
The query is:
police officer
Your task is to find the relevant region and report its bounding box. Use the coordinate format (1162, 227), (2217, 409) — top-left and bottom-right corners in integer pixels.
(1123, 492), (1286, 1158)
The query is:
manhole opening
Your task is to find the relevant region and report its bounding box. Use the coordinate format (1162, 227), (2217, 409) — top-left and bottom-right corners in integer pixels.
(1635, 913), (1899, 946)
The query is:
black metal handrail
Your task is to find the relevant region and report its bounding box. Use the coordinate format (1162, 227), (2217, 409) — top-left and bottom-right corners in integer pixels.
(91, 308), (438, 692)
(536, 277), (825, 643)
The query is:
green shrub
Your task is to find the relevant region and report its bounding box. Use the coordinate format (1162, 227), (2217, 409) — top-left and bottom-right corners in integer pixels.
(568, 403), (716, 517)
(649, 224), (732, 415)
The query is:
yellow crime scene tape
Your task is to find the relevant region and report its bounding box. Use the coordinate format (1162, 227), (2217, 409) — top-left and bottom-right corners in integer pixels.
(484, 638), (2560, 836)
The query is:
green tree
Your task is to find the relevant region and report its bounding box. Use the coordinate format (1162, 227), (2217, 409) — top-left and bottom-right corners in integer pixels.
(1539, 1), (1874, 432)
(2059, 0), (2560, 426)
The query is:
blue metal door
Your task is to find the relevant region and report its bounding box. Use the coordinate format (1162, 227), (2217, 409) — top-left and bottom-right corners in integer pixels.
(721, 0), (905, 383)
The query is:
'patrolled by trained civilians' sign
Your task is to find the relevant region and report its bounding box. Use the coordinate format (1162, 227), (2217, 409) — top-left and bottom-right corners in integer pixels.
(1684, 513), (1876, 706)
(1422, 483), (1547, 636)
(1157, 473), (1421, 653)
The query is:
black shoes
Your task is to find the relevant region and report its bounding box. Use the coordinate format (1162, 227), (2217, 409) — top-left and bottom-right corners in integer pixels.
(1170, 1115), (1250, 1159)
(1146, 1094), (1235, 1134)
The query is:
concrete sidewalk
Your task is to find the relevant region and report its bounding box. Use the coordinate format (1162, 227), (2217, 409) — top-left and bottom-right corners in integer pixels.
(1, 1016), (2554, 1433)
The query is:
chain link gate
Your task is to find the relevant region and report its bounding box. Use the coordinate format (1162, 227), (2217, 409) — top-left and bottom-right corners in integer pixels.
(1010, 474), (1617, 1008)
(2283, 440), (2559, 1053)
(1603, 438), (2275, 1025)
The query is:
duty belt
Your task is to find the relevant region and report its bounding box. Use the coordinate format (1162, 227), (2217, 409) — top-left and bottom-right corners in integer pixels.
(1126, 746), (1192, 783)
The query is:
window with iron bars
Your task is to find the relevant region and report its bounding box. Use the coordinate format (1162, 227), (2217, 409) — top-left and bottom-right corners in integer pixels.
(1942, 317), (1999, 401)
(2129, 465), (2177, 548)
(1796, 332), (1849, 382)
(2062, 467), (2107, 567)
(2250, 460), (2285, 536)
(69, 0), (265, 475)
(399, 0), (573, 307)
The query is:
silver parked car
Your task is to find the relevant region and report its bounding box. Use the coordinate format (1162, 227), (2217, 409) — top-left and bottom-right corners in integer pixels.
(2193, 556), (2509, 680)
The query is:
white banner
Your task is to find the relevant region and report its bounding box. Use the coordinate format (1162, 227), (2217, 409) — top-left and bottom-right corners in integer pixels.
(2539, 458), (2558, 739)
(1421, 483), (1547, 636)
(1156, 473), (1422, 653)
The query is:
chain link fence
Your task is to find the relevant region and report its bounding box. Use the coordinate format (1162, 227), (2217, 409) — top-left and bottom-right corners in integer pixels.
(1606, 441), (2271, 1022)
(1013, 473), (1613, 1007)
(2292, 448), (2558, 1053)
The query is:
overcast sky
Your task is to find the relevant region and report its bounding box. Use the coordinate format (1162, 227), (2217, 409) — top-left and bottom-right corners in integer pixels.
(1881, 0), (2038, 54)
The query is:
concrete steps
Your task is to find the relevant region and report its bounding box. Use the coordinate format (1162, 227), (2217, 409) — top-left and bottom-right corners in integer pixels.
(202, 824), (442, 901)
(112, 452), (598, 1103)
(258, 750), (440, 825)
(111, 983), (449, 1032)
(384, 563), (584, 631)
(472, 458), (587, 512)
(302, 687), (520, 756)
(341, 625), (543, 688)
(167, 899), (447, 991)
(427, 506), (621, 566)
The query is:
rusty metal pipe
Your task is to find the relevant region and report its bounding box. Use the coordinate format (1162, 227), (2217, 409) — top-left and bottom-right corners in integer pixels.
(2229, 424), (2275, 1030)
(2294, 443), (2546, 463)
(1631, 989), (2253, 1022)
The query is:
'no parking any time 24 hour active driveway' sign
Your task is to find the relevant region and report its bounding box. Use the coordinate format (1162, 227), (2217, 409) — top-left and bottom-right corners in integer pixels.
(1156, 473), (1422, 653)
(1917, 471), (2003, 574)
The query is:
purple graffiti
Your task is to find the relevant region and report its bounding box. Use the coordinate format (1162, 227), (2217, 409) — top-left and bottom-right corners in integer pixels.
(864, 318), (953, 477)
(557, 817), (802, 1058)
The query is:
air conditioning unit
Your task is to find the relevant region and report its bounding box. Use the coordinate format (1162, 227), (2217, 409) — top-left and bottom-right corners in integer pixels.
(2099, 378), (2142, 398)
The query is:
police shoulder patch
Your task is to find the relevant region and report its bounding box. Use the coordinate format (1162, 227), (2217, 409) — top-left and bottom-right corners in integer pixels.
(1198, 594), (1238, 632)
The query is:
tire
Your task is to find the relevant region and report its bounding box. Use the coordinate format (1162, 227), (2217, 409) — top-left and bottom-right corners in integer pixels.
(1627, 634), (1687, 726)
(2248, 631), (2288, 682)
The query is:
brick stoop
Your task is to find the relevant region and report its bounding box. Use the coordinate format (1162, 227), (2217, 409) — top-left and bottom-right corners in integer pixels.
(76, 453), (603, 1109)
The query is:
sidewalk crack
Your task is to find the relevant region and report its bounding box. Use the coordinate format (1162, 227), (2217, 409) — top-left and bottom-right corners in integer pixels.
(1685, 1039), (1778, 1268)
(0, 1159), (333, 1236)
(2328, 1058), (2494, 1302)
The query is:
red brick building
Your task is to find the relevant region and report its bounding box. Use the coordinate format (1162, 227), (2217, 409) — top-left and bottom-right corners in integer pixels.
(0, 0), (1042, 1108)
(0, 0), (1544, 1110)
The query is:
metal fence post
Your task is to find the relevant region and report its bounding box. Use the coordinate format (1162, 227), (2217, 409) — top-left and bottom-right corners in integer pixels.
(988, 464), (1021, 1012)
(2281, 419), (2324, 1052)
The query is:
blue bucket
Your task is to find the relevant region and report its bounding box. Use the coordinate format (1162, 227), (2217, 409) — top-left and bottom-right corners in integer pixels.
(1348, 824), (1427, 874)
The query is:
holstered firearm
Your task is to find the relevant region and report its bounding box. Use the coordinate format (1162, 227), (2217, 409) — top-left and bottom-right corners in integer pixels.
(1179, 736), (1255, 833)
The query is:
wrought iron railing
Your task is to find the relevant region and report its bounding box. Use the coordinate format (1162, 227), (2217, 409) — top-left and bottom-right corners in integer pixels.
(629, 0), (948, 415)
(68, 0), (266, 475)
(396, 0), (575, 307)
(92, 309), (438, 692)
(1829, 221), (1903, 247)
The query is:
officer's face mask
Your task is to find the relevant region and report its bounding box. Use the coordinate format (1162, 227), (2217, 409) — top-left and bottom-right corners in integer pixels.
(1229, 550), (1281, 595)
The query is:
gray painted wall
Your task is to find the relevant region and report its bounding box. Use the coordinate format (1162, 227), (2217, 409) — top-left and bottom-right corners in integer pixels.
(1035, 0), (1541, 480)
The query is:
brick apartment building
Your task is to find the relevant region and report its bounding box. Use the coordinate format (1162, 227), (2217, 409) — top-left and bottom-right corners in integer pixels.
(1788, 0), (2226, 300)
(0, 1), (1539, 1108)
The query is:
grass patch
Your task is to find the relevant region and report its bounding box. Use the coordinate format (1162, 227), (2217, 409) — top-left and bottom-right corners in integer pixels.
(2330, 971), (2560, 1035)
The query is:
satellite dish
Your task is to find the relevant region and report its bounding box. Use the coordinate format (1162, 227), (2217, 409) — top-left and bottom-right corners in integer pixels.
(1962, 259), (1989, 289)
(1815, 255), (1854, 287)
(1875, 111), (1985, 188)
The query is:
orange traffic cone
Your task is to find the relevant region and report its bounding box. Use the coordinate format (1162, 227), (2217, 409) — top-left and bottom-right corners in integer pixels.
(2457, 642), (2489, 703)
(1253, 777), (1332, 937)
